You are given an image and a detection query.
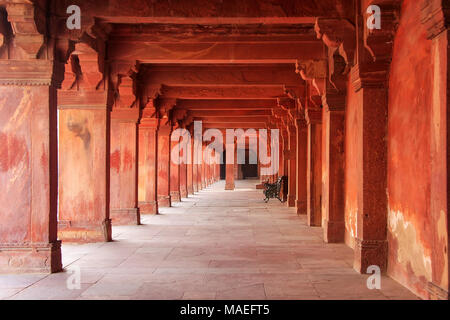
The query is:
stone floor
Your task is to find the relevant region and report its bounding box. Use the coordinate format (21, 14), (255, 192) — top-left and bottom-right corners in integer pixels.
(0, 179), (418, 300)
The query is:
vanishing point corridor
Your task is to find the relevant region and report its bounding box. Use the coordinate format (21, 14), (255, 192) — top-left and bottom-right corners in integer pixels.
(1, 180), (416, 300)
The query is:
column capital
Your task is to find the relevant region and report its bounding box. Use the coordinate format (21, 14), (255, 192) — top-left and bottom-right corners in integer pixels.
(0, 59), (64, 87)
(295, 117), (308, 129)
(305, 107), (322, 125)
(322, 92), (346, 112)
(277, 97), (296, 111)
(158, 124), (173, 136)
(111, 108), (140, 123)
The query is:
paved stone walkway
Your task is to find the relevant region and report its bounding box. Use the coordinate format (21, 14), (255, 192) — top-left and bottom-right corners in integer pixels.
(0, 180), (418, 300)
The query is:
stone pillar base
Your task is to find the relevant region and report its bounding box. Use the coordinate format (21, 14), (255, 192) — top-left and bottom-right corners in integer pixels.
(354, 239), (388, 274)
(0, 241), (62, 274)
(287, 195), (296, 207)
(225, 183), (235, 190)
(58, 219), (112, 243)
(111, 208), (140, 226)
(296, 200), (307, 214)
(187, 186), (194, 195)
(139, 201), (158, 215)
(193, 184), (199, 192)
(323, 219), (345, 243)
(157, 195), (171, 208)
(170, 191), (181, 202)
(180, 189), (188, 198)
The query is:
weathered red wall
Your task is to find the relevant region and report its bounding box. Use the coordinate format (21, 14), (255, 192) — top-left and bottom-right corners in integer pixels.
(344, 77), (360, 249)
(387, 0), (435, 298)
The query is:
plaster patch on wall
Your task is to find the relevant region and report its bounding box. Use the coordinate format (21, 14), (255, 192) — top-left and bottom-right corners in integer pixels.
(388, 209), (432, 281)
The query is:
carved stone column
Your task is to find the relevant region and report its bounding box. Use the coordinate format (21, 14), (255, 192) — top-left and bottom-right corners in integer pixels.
(187, 125), (194, 195)
(157, 123), (172, 207)
(110, 71), (140, 225)
(138, 114), (158, 215)
(191, 125), (199, 193)
(306, 107), (322, 227)
(286, 123), (297, 207)
(296, 117), (308, 215)
(0, 1), (63, 272)
(322, 95), (345, 242)
(58, 43), (112, 243)
(156, 99), (175, 208)
(179, 129), (189, 199)
(225, 139), (236, 191)
(170, 124), (181, 202)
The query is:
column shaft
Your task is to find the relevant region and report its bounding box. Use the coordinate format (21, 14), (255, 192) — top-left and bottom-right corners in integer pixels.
(138, 119), (158, 214)
(110, 109), (140, 225)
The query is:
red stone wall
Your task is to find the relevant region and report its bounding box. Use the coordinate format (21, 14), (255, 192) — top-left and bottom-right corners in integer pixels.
(344, 77), (361, 249)
(386, 0), (447, 298)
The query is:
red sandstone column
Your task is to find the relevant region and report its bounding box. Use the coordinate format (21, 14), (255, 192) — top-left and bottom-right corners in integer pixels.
(180, 147), (188, 198)
(138, 117), (158, 214)
(186, 126), (194, 195)
(225, 140), (236, 190)
(296, 118), (308, 214)
(279, 126), (288, 202)
(58, 45), (112, 243)
(0, 58), (62, 272)
(322, 101), (345, 243)
(287, 123), (297, 207)
(170, 126), (181, 202)
(196, 136), (203, 191)
(306, 107), (322, 227)
(110, 109), (140, 225)
(157, 124), (172, 207)
(192, 132), (199, 192)
(201, 142), (207, 188)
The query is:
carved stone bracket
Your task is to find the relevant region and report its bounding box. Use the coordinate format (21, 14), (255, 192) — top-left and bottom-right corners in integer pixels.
(315, 18), (356, 81)
(353, 1), (400, 92)
(60, 42), (104, 92)
(2, 1), (45, 59)
(295, 59), (327, 96)
(109, 61), (138, 109)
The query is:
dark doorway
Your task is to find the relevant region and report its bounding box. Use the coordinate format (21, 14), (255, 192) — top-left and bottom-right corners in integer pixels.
(220, 150), (226, 180)
(242, 149), (258, 179)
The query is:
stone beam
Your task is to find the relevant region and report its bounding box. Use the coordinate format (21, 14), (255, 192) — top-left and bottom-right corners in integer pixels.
(109, 42), (325, 63)
(51, 0), (354, 23)
(160, 85), (286, 99)
(176, 99), (278, 110)
(188, 110), (272, 117)
(141, 64), (305, 86)
(194, 116), (269, 123)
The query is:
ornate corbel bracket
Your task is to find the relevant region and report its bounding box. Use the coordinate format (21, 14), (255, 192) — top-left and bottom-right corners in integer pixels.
(1, 1), (45, 59)
(109, 61), (138, 109)
(364, 1), (400, 62)
(156, 98), (177, 125)
(60, 42), (104, 91)
(315, 18), (356, 81)
(295, 59), (327, 96)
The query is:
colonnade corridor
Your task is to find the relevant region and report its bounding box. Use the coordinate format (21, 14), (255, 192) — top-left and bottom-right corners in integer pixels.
(0, 180), (416, 300)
